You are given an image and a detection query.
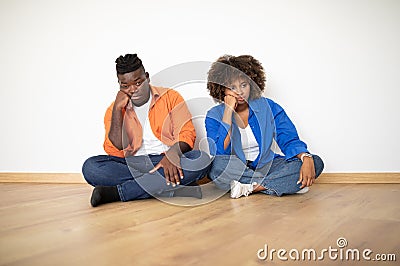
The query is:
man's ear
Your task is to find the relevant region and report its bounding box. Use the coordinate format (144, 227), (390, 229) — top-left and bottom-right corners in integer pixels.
(145, 72), (150, 82)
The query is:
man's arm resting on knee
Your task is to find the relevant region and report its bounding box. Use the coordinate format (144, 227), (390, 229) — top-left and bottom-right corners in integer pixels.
(149, 141), (192, 186)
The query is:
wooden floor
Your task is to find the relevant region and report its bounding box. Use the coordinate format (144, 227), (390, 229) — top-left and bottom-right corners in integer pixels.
(0, 183), (399, 266)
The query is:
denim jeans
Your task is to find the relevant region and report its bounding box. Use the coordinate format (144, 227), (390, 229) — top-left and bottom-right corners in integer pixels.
(208, 155), (324, 196)
(82, 150), (211, 201)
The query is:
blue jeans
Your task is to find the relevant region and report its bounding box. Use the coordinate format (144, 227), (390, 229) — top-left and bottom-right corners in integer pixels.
(82, 150), (211, 201)
(208, 155), (324, 196)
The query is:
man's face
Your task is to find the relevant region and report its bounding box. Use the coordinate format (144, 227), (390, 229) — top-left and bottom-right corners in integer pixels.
(117, 68), (150, 107)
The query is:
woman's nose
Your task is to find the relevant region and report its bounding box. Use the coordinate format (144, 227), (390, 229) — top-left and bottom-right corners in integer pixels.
(235, 88), (243, 95)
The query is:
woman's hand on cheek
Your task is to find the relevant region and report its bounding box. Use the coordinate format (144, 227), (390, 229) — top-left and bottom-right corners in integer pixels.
(224, 93), (238, 110)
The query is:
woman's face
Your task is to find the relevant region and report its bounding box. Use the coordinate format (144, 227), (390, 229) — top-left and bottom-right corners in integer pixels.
(224, 77), (251, 105)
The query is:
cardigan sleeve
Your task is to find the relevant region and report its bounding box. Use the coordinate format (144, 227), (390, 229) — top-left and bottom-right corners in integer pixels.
(205, 107), (232, 155)
(268, 99), (309, 159)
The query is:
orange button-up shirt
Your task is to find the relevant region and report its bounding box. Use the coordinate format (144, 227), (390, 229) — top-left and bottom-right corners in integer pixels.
(103, 86), (196, 158)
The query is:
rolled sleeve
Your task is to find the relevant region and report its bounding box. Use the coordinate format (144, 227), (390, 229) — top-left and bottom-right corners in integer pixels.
(205, 111), (232, 155)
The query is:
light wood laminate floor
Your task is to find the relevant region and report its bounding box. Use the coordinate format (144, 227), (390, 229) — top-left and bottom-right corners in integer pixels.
(0, 183), (399, 265)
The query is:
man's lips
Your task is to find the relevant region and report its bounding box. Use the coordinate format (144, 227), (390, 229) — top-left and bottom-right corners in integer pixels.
(131, 94), (142, 100)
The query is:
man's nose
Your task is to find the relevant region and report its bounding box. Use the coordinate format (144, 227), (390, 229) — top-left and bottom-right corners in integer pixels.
(128, 85), (138, 94)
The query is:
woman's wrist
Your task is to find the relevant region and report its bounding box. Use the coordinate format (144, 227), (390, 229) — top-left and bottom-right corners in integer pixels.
(299, 152), (313, 162)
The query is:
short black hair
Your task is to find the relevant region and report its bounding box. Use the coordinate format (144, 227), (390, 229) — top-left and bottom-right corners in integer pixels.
(115, 54), (145, 75)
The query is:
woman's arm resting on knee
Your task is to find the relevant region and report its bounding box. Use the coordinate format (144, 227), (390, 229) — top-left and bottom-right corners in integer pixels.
(296, 153), (316, 188)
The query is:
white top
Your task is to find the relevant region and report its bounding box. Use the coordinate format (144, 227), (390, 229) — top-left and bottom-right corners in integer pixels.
(133, 93), (170, 156)
(239, 124), (260, 161)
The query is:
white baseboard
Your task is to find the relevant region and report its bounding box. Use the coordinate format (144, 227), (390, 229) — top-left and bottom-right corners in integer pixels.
(0, 172), (399, 184)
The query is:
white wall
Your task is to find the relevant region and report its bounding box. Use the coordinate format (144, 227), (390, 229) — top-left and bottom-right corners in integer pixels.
(1, 0), (399, 173)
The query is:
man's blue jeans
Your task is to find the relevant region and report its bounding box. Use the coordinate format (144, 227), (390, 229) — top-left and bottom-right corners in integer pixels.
(208, 155), (324, 196)
(82, 150), (211, 201)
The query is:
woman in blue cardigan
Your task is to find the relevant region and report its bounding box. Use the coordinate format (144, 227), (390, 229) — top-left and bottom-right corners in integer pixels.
(205, 55), (324, 198)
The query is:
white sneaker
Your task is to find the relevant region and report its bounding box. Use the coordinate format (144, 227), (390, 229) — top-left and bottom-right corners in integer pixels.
(296, 187), (309, 194)
(230, 180), (255, 199)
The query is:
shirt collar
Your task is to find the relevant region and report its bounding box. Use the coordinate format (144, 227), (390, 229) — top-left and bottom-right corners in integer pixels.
(249, 98), (261, 113)
(150, 84), (161, 98)
(149, 85), (160, 107)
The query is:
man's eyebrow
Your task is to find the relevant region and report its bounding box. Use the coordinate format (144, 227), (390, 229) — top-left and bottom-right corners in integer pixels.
(119, 75), (144, 84)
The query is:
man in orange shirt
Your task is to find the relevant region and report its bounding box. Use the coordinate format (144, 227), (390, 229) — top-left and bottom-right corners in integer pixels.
(82, 54), (210, 207)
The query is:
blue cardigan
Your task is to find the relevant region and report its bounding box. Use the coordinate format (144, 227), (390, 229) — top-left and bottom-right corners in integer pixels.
(205, 97), (308, 169)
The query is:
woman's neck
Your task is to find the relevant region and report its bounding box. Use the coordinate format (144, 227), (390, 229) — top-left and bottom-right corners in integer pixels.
(235, 102), (249, 113)
(234, 103), (249, 128)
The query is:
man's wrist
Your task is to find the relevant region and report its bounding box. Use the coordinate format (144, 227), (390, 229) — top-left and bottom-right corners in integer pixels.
(166, 145), (182, 158)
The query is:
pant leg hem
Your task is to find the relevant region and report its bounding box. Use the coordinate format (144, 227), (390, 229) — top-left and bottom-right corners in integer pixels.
(117, 185), (126, 202)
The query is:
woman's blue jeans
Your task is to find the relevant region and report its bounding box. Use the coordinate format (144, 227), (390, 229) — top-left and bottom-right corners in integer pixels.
(208, 155), (324, 196)
(82, 150), (211, 201)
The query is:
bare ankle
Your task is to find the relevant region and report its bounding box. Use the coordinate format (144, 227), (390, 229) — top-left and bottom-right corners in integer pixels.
(252, 183), (266, 193)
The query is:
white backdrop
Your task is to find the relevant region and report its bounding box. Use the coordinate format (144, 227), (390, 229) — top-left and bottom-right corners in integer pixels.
(1, 0), (399, 173)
